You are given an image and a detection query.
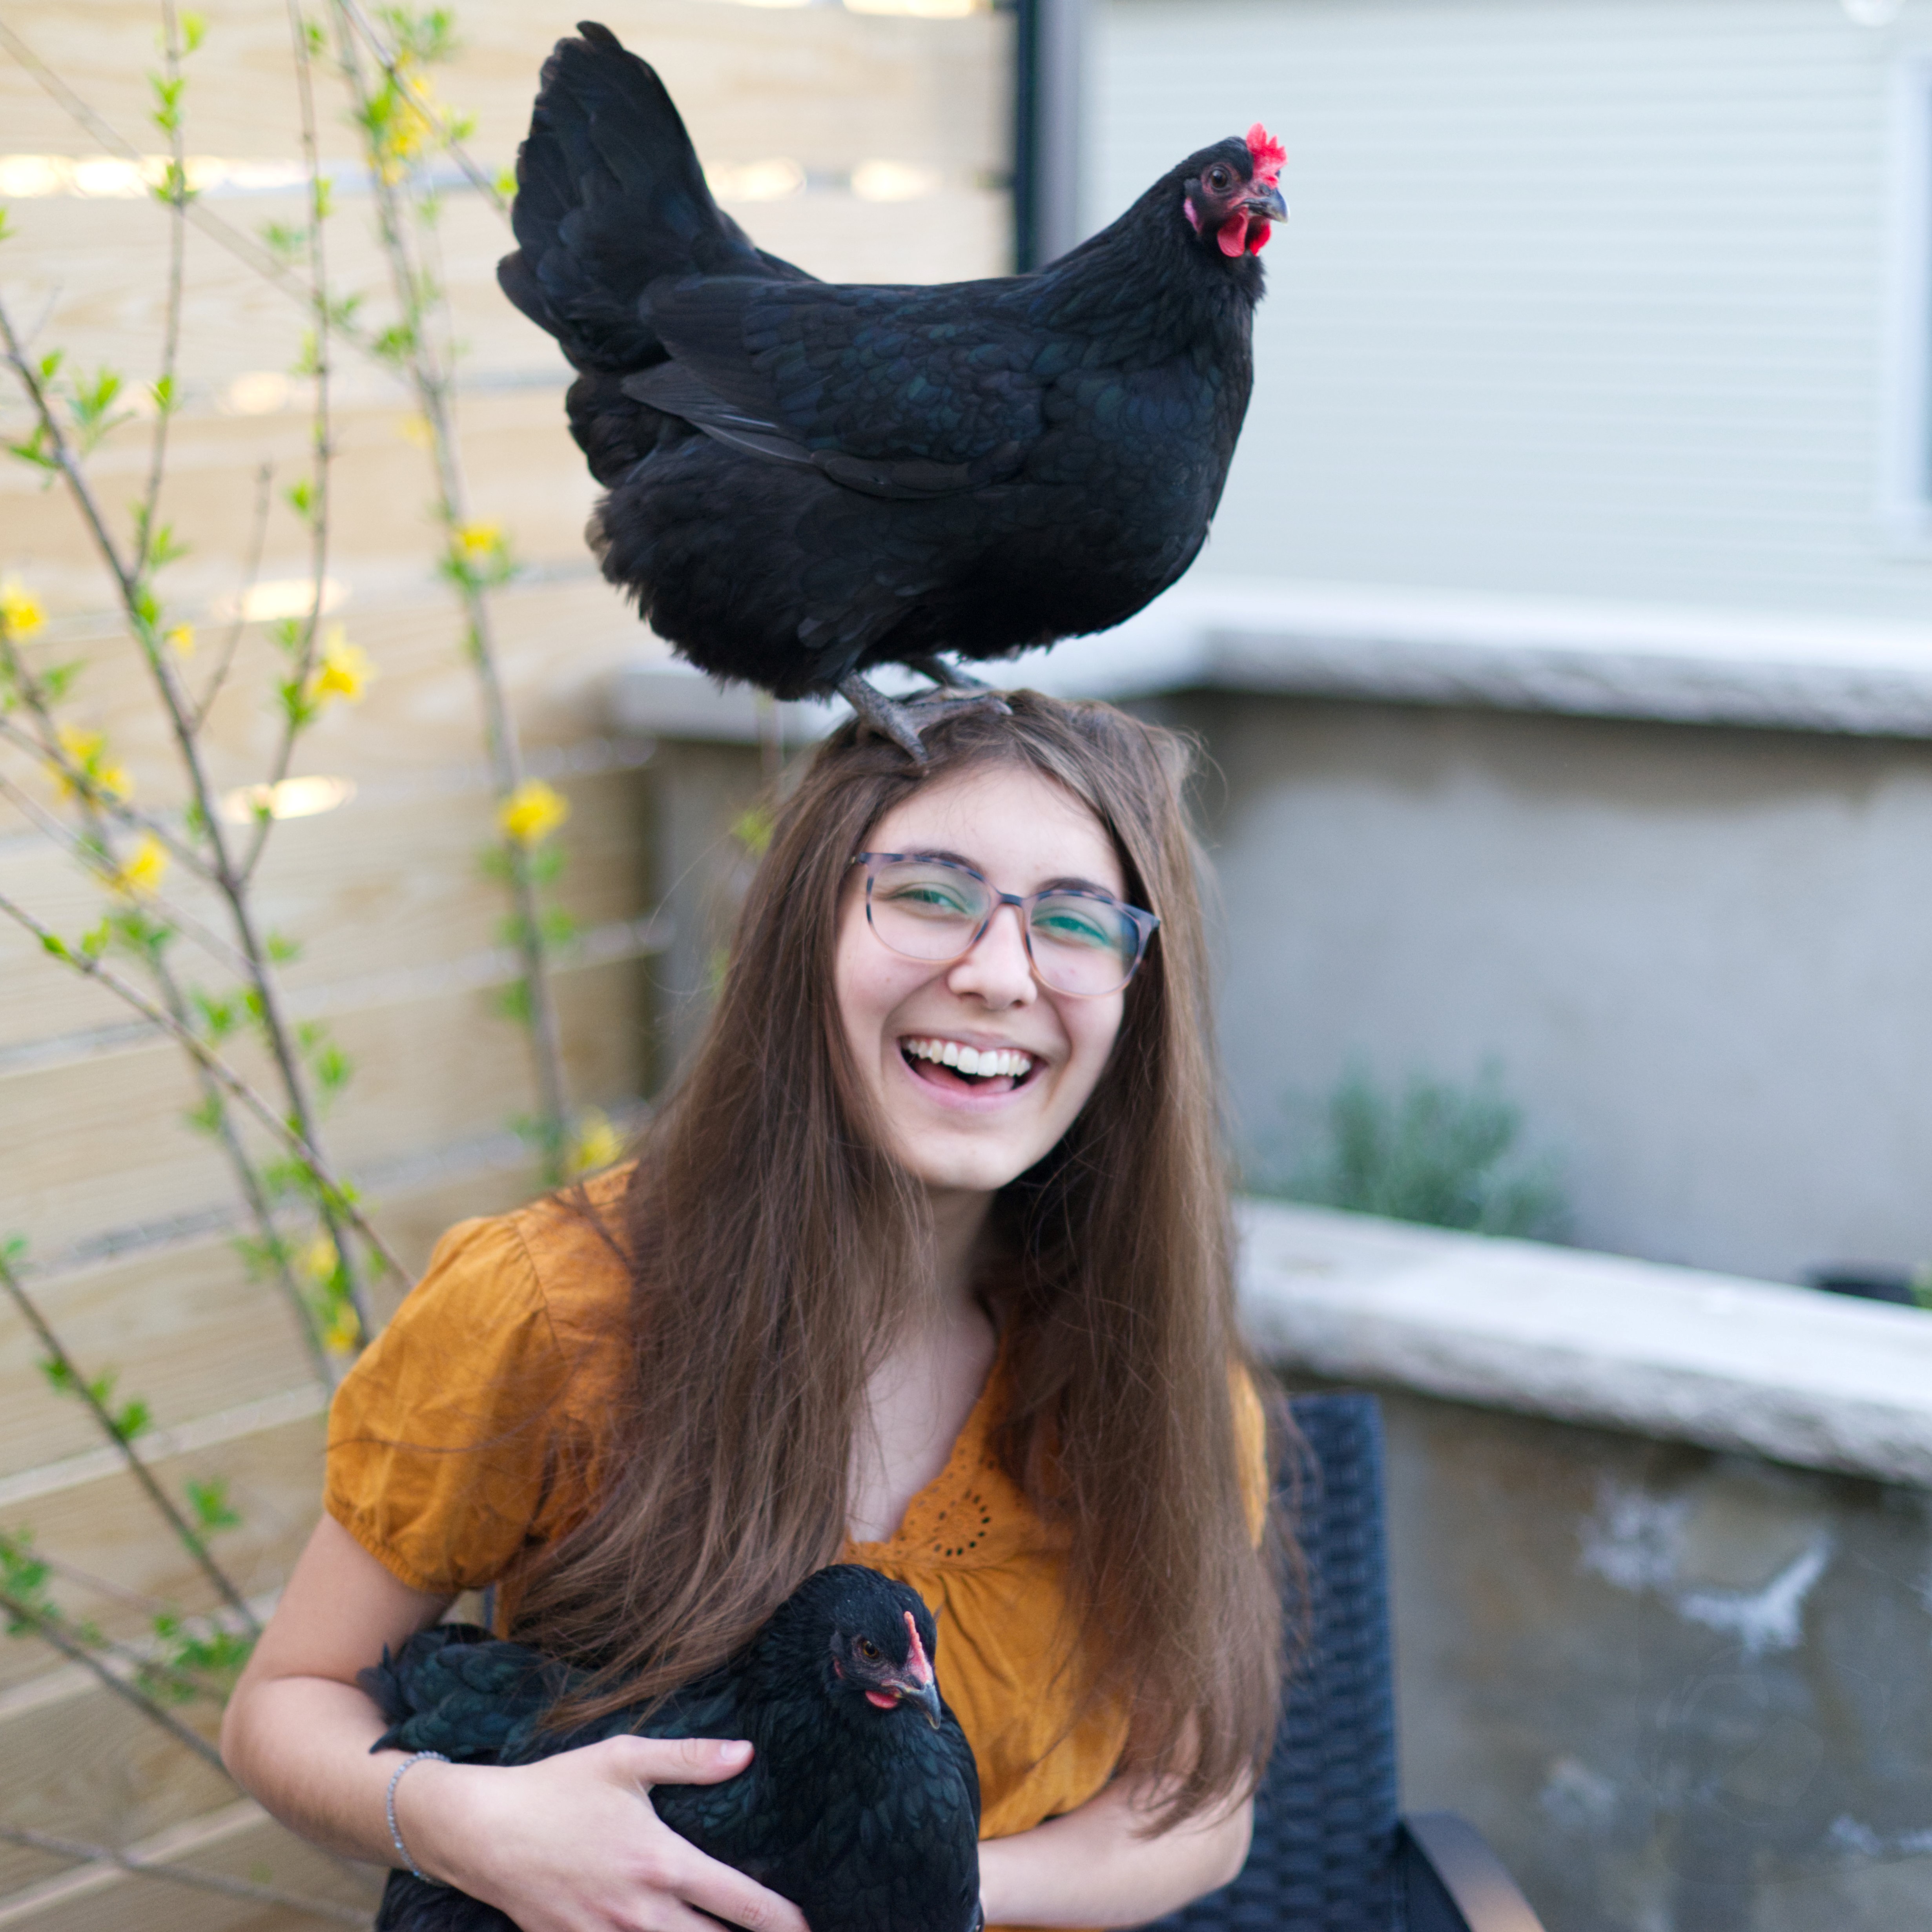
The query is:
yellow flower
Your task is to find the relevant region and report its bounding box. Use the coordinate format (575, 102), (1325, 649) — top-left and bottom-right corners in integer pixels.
(55, 725), (131, 803)
(567, 1109), (623, 1177)
(297, 1234), (339, 1283)
(453, 521), (502, 560)
(322, 1301), (363, 1354)
(498, 778), (570, 847)
(307, 626), (373, 706)
(0, 577), (45, 639)
(164, 622), (195, 658)
(110, 832), (168, 899)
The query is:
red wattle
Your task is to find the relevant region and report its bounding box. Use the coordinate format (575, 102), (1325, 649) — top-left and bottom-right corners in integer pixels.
(1217, 217), (1248, 258)
(1247, 221), (1272, 253)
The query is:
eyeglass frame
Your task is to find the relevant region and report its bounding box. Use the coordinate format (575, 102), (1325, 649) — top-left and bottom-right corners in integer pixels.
(848, 851), (1161, 997)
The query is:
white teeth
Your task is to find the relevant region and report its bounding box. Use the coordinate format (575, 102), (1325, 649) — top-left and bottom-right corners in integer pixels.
(903, 1038), (1034, 1081)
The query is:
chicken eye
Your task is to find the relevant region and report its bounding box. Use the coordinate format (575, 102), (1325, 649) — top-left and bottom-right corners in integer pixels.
(857, 1637), (880, 1660)
(1207, 165), (1230, 190)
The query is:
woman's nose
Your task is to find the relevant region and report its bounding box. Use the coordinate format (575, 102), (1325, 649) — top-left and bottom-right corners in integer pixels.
(947, 901), (1037, 1007)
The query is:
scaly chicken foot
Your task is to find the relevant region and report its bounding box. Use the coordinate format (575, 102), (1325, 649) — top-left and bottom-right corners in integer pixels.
(837, 672), (1011, 763)
(903, 653), (997, 695)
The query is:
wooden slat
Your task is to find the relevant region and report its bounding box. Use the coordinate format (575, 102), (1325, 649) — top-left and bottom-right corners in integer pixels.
(0, 1156), (550, 1477)
(0, 1411), (326, 1695)
(0, 1797), (381, 1932)
(0, 1670), (234, 1901)
(3, 951), (646, 1254)
(0, 762), (653, 1053)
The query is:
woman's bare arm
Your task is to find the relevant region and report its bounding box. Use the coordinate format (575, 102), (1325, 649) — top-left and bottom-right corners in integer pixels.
(222, 1515), (808, 1932)
(976, 1772), (1252, 1928)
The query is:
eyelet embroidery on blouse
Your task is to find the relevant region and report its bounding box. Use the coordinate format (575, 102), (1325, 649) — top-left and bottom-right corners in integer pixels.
(928, 1489), (996, 1560)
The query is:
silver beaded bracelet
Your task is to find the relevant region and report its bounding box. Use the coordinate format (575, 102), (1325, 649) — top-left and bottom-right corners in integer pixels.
(385, 1750), (451, 1887)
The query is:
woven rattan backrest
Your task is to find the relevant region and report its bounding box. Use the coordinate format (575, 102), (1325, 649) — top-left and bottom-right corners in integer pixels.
(1140, 1391), (1403, 1932)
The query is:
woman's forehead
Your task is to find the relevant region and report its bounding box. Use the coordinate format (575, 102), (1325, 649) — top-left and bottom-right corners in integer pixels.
(870, 763), (1124, 896)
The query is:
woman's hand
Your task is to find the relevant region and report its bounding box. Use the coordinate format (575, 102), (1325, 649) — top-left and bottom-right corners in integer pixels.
(399, 1738), (809, 1932)
(221, 1517), (807, 1932)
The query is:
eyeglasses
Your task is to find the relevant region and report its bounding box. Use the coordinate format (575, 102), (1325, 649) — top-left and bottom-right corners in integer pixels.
(851, 851), (1159, 998)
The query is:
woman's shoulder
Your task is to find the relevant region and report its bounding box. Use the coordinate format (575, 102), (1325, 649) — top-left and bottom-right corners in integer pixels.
(400, 1162), (636, 1339)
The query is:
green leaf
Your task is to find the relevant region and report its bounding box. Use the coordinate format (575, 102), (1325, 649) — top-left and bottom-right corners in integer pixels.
(181, 11), (207, 54)
(184, 1476), (241, 1533)
(260, 220), (304, 261)
(110, 1398), (150, 1443)
(313, 1041), (352, 1095)
(265, 931), (302, 965)
(38, 660), (82, 702)
(182, 1092), (223, 1137)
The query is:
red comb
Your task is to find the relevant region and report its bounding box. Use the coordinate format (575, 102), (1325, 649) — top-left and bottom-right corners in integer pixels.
(1246, 123), (1286, 183)
(902, 1609), (933, 1686)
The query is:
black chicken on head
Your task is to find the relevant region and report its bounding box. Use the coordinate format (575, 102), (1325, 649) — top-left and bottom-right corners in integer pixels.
(499, 22), (1285, 758)
(365, 1564), (981, 1932)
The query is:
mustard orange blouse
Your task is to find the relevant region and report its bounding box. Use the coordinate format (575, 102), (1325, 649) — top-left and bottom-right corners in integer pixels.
(326, 1169), (1265, 1929)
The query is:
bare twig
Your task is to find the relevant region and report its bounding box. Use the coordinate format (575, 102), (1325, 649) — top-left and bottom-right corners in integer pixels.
(334, 0), (510, 215)
(0, 1248), (258, 1630)
(0, 767), (249, 978)
(0, 286), (377, 1337)
(0, 889), (405, 1281)
(330, 7), (571, 1170)
(0, 1825), (371, 1924)
(132, 0), (189, 580)
(0, 1585), (228, 1773)
(190, 462), (274, 731)
(0, 641), (337, 1382)
(0, 709), (217, 886)
(241, 0), (339, 888)
(0, 17), (321, 322)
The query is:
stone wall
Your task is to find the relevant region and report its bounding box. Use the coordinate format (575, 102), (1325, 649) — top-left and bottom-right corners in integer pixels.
(1358, 1383), (1932, 1932)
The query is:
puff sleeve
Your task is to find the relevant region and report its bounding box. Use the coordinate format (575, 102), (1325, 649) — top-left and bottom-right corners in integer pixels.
(324, 1213), (575, 1597)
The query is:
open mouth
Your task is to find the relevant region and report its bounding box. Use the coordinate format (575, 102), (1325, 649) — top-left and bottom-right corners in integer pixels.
(901, 1036), (1038, 1097)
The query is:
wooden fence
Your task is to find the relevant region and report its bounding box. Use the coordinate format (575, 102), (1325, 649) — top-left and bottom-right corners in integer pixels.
(0, 0), (1008, 1922)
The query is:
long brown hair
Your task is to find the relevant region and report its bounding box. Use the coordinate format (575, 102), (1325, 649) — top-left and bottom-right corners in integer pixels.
(516, 691), (1283, 1820)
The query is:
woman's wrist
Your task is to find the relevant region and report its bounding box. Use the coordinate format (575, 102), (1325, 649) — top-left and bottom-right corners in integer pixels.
(390, 1754), (482, 1889)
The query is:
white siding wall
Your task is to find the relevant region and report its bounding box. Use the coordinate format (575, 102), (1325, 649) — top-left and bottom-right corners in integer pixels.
(1090, 0), (1932, 622)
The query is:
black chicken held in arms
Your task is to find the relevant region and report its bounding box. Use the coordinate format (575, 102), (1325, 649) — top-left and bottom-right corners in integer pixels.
(499, 21), (1285, 758)
(366, 1565), (981, 1932)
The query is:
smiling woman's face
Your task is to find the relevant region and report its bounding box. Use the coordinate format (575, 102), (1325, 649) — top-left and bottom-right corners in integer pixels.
(834, 760), (1130, 1201)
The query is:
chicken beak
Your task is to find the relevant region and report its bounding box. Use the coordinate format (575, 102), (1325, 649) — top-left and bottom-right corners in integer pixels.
(897, 1676), (944, 1729)
(1244, 183), (1288, 223)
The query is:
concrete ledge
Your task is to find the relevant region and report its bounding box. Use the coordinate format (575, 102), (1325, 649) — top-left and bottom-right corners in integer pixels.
(1236, 1198), (1932, 1487)
(608, 578), (1932, 744)
(1014, 577), (1932, 738)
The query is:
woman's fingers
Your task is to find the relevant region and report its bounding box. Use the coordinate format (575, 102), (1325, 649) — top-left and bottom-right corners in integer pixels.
(669, 1845), (810, 1932)
(605, 1733), (755, 1788)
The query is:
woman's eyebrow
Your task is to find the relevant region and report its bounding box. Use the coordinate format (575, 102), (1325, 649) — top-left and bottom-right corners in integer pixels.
(903, 851), (1121, 899)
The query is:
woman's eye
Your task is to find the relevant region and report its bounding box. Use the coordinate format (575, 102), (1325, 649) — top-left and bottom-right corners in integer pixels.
(1033, 906), (1116, 951)
(890, 885), (971, 915)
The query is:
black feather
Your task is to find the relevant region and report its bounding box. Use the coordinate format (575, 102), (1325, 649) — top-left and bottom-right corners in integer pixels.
(498, 22), (1276, 704)
(366, 1565), (981, 1932)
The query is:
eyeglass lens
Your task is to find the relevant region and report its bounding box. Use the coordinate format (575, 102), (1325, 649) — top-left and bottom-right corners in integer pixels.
(866, 858), (1141, 996)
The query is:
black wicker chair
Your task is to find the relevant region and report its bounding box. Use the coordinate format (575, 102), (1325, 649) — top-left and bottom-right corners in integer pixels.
(1143, 1392), (1547, 1932)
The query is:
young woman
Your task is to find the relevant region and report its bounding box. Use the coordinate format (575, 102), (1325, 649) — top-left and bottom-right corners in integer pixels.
(222, 692), (1284, 1932)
